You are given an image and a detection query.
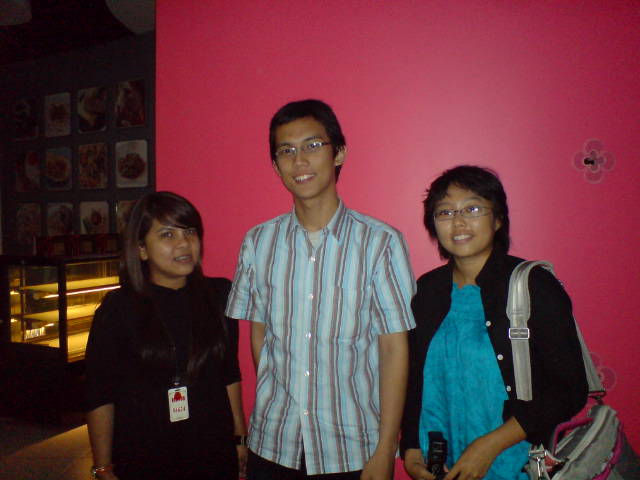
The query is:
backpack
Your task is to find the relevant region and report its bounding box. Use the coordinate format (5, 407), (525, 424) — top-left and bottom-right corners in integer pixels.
(506, 261), (640, 480)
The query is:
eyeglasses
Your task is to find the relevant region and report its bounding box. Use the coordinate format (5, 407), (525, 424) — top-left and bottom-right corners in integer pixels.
(275, 141), (332, 160)
(434, 205), (493, 222)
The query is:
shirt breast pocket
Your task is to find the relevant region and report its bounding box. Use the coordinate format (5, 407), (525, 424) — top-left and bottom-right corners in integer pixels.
(326, 284), (371, 343)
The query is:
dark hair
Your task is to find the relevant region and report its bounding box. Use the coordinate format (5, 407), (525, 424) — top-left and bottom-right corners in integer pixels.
(121, 191), (226, 381)
(269, 99), (346, 180)
(423, 165), (510, 259)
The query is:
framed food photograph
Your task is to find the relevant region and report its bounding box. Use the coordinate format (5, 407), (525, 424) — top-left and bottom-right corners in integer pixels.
(115, 140), (148, 187)
(47, 202), (74, 236)
(78, 86), (107, 133)
(45, 147), (72, 191)
(44, 92), (71, 137)
(115, 79), (145, 127)
(80, 201), (109, 234)
(116, 199), (137, 233)
(16, 151), (40, 192)
(16, 203), (42, 246)
(13, 98), (39, 140)
(78, 143), (107, 189)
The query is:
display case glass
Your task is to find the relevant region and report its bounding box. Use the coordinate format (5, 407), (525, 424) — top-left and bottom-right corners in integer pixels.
(2, 255), (119, 362)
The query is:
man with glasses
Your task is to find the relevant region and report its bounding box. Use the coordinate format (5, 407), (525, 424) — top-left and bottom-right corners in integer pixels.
(226, 99), (416, 479)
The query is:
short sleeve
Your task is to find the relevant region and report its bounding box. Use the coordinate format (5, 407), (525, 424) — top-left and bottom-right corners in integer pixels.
(371, 230), (416, 335)
(225, 232), (264, 323)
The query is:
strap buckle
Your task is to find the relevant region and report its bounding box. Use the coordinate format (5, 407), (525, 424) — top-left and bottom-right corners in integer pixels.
(508, 327), (530, 340)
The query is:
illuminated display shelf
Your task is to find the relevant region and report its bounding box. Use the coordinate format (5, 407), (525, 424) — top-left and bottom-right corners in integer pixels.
(18, 276), (120, 294)
(1, 254), (120, 363)
(23, 304), (102, 322)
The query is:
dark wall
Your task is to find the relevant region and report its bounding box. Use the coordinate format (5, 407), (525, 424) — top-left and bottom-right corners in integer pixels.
(0, 32), (155, 254)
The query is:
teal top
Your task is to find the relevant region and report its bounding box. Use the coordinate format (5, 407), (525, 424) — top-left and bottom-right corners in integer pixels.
(419, 284), (529, 480)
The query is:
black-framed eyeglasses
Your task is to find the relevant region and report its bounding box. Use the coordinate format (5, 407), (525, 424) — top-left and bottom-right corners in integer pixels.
(275, 141), (332, 160)
(434, 205), (493, 222)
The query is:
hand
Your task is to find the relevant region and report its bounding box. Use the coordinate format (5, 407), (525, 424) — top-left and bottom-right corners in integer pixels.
(444, 435), (500, 480)
(96, 471), (119, 480)
(361, 449), (395, 480)
(237, 444), (248, 478)
(403, 448), (435, 480)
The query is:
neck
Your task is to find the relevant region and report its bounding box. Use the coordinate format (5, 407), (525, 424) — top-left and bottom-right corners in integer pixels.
(150, 276), (187, 290)
(293, 194), (339, 232)
(452, 251), (492, 287)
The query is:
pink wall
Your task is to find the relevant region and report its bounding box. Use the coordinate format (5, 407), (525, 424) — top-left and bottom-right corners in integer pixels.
(157, 1), (640, 475)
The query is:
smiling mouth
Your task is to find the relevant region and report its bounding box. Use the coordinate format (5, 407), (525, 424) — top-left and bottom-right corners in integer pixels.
(453, 234), (471, 241)
(294, 173), (315, 183)
(174, 255), (192, 262)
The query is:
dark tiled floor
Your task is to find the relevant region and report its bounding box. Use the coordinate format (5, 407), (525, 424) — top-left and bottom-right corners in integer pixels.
(0, 417), (91, 480)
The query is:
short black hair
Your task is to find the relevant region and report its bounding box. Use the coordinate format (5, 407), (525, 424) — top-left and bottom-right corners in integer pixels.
(423, 165), (510, 259)
(269, 99), (346, 180)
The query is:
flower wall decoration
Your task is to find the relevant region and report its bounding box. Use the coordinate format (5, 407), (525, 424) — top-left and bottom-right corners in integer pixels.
(573, 139), (615, 184)
(590, 351), (617, 392)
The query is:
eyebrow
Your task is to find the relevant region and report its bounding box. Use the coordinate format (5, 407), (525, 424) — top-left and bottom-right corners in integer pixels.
(156, 224), (190, 231)
(276, 135), (324, 147)
(436, 196), (486, 206)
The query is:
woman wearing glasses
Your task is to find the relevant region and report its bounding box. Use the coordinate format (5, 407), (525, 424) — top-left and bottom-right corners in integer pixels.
(85, 192), (247, 479)
(401, 166), (587, 480)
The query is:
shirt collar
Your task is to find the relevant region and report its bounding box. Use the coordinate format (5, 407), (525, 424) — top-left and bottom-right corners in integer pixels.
(286, 199), (348, 243)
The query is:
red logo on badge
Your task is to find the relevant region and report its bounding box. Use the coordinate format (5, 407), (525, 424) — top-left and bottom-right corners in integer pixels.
(172, 391), (185, 402)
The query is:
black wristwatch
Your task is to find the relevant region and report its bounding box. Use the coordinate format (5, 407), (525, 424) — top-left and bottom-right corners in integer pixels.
(235, 435), (247, 446)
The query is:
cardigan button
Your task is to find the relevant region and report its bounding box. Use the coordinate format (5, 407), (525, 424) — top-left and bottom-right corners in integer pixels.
(497, 354), (504, 361)
(506, 385), (512, 392)
(485, 321), (492, 327)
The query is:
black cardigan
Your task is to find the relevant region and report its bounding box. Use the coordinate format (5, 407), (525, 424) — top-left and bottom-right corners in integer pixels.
(400, 251), (588, 455)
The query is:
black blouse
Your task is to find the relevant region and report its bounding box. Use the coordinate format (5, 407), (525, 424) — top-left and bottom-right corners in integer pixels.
(85, 277), (241, 478)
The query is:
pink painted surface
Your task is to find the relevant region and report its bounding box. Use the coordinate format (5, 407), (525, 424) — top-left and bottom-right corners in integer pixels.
(157, 1), (640, 476)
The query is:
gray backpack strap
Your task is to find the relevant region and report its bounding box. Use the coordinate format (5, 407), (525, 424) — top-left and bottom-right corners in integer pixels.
(506, 260), (604, 401)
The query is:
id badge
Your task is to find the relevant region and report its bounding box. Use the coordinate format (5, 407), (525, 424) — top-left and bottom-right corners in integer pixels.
(168, 386), (189, 422)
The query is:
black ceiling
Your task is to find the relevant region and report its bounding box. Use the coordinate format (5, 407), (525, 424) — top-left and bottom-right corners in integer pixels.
(0, 0), (135, 66)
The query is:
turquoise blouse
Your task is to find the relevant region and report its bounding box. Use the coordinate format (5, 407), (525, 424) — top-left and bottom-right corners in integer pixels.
(419, 284), (529, 480)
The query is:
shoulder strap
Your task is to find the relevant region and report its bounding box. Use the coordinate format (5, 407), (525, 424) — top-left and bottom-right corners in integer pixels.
(506, 260), (603, 401)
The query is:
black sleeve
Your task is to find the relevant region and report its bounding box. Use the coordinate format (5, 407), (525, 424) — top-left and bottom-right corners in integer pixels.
(84, 290), (126, 412)
(400, 317), (425, 456)
(508, 267), (589, 444)
(400, 281), (434, 457)
(209, 277), (241, 386)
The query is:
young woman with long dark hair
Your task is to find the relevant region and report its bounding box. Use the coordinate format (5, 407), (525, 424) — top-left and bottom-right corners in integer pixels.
(85, 191), (247, 479)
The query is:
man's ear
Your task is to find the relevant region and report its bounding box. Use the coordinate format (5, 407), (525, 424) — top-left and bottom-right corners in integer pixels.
(334, 146), (346, 166)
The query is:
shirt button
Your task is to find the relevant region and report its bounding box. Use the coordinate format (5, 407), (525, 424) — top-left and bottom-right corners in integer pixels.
(310, 256), (316, 262)
(308, 293), (314, 300)
(497, 354), (504, 360)
(485, 321), (492, 327)
(506, 385), (512, 392)
(303, 410), (309, 415)
(304, 370), (310, 377)
(306, 332), (312, 339)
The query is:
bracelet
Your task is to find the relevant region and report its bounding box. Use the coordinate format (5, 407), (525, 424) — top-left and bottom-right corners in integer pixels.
(235, 435), (248, 446)
(90, 464), (114, 478)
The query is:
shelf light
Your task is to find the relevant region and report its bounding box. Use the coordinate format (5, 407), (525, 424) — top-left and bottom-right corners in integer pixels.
(10, 290), (19, 295)
(11, 317), (18, 323)
(45, 323), (55, 327)
(42, 285), (120, 299)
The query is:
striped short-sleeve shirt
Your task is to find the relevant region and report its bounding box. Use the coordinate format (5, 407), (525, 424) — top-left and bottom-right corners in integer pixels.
(225, 201), (416, 474)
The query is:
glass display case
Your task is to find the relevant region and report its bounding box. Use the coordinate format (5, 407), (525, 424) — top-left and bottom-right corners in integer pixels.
(1, 254), (120, 362)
